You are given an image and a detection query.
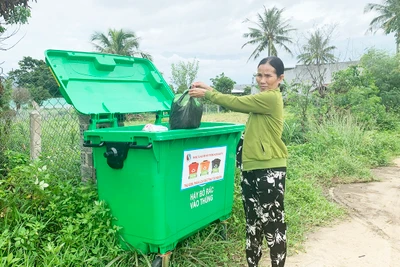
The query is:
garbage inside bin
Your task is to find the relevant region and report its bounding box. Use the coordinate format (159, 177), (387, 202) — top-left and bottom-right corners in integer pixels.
(45, 49), (245, 260)
(142, 124), (168, 132)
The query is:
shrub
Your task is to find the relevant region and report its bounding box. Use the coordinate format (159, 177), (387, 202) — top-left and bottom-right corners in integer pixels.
(0, 158), (123, 266)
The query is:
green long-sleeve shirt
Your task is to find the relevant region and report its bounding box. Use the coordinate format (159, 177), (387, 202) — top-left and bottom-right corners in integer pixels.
(205, 89), (288, 171)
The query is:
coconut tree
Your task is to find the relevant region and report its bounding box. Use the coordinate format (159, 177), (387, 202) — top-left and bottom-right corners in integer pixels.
(90, 28), (152, 60)
(297, 29), (337, 98)
(297, 29), (337, 65)
(365, 0), (400, 53)
(242, 6), (295, 61)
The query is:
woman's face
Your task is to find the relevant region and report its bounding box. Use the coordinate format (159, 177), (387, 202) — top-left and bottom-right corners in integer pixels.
(255, 63), (284, 91)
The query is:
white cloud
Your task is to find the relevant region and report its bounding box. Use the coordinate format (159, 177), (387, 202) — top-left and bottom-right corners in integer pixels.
(0, 0), (396, 85)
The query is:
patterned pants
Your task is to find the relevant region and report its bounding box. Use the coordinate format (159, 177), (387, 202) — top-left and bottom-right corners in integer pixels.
(241, 168), (287, 267)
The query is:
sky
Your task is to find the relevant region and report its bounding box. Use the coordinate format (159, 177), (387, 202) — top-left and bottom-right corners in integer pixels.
(0, 0), (396, 85)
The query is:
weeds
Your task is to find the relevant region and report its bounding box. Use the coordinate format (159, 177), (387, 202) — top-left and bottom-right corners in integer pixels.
(1, 111), (399, 266)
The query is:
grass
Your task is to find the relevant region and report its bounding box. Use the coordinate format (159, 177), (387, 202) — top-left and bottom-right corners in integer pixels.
(202, 112), (249, 124)
(1, 110), (400, 266)
(124, 111), (249, 126)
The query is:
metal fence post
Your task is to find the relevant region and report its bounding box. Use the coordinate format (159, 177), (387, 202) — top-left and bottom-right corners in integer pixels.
(30, 110), (41, 160)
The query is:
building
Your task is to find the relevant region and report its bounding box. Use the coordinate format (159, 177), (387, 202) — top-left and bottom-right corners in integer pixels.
(230, 61), (358, 95)
(284, 61), (359, 86)
(231, 84), (259, 95)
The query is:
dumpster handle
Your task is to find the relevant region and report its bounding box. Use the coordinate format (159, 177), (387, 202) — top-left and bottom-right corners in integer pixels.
(83, 141), (105, 147)
(129, 143), (153, 149)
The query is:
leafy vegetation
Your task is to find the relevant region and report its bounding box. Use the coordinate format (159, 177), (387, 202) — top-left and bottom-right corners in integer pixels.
(287, 50), (400, 133)
(8, 57), (60, 104)
(2, 49), (400, 266)
(0, 79), (16, 176)
(0, 0), (35, 54)
(0, 0), (35, 33)
(0, 157), (123, 266)
(2, 106), (399, 266)
(359, 49), (400, 114)
(0, 0), (35, 20)
(170, 59), (199, 94)
(210, 73), (236, 95)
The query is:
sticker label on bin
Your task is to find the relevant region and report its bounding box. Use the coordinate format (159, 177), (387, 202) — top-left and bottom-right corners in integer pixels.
(181, 146), (226, 190)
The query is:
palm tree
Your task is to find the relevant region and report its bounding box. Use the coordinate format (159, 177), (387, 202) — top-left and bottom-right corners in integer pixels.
(297, 29), (337, 65)
(364, 0), (400, 53)
(297, 29), (337, 98)
(242, 6), (295, 61)
(90, 29), (153, 60)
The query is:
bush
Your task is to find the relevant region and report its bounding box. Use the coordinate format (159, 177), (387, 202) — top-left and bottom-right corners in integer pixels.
(287, 113), (400, 185)
(0, 158), (123, 266)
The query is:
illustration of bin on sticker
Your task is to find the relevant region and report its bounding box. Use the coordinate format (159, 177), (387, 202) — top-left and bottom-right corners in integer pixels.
(212, 158), (221, 173)
(200, 160), (210, 176)
(188, 162), (199, 179)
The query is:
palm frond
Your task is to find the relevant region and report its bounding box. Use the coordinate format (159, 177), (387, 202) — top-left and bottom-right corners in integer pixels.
(138, 52), (153, 61)
(297, 29), (337, 65)
(247, 43), (266, 62)
(89, 28), (152, 58)
(364, 0), (400, 40)
(242, 6), (296, 57)
(364, 3), (385, 13)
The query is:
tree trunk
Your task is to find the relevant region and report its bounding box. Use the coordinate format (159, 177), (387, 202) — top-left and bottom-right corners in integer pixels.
(268, 41), (271, 56)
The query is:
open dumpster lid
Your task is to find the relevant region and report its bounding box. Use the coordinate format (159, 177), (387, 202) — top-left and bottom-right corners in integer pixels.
(44, 49), (174, 115)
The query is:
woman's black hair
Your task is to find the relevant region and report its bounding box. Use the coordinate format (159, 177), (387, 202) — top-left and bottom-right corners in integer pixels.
(257, 56), (284, 77)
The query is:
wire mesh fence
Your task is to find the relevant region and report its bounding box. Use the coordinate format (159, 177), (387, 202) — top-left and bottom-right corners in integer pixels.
(0, 97), (81, 179)
(0, 73), (223, 180)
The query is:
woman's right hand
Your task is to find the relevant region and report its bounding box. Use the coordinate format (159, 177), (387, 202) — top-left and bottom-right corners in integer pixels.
(188, 81), (214, 98)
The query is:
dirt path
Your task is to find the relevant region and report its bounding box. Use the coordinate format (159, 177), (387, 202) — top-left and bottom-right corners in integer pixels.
(285, 158), (400, 267)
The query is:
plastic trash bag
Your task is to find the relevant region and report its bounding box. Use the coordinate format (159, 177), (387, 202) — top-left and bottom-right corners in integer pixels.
(169, 90), (203, 130)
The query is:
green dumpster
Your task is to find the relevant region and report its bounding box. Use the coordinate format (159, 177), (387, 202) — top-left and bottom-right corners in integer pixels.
(45, 50), (244, 261)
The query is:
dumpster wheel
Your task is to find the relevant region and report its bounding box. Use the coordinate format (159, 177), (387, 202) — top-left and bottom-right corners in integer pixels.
(152, 252), (171, 267)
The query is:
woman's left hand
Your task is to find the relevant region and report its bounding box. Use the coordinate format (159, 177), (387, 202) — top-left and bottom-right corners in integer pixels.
(188, 87), (208, 98)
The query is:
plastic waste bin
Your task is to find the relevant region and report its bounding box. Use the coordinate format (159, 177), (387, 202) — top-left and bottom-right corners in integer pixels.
(45, 49), (244, 264)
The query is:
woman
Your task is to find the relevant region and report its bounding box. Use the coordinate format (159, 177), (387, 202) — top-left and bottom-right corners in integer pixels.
(189, 56), (288, 267)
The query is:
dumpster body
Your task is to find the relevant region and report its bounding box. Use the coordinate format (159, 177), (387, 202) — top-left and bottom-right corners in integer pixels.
(45, 50), (244, 255)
